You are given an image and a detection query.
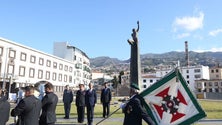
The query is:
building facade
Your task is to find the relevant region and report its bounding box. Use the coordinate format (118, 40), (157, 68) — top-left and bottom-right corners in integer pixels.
(180, 65), (209, 91)
(0, 37), (91, 94)
(195, 66), (222, 99)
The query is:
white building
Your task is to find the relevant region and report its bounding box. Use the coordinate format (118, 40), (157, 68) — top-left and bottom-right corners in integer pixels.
(180, 65), (209, 91)
(120, 65), (209, 92)
(141, 74), (160, 91)
(0, 37), (91, 94)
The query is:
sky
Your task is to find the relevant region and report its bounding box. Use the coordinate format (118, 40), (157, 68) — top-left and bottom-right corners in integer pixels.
(1, 1), (222, 60)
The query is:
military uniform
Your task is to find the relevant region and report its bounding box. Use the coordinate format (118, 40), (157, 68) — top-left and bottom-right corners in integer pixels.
(0, 95), (10, 125)
(100, 85), (112, 117)
(123, 83), (155, 125)
(63, 88), (73, 119)
(11, 95), (41, 125)
(85, 88), (97, 125)
(76, 89), (85, 123)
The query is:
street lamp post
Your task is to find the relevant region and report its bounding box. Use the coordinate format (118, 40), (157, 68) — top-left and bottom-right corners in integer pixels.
(2, 47), (12, 91)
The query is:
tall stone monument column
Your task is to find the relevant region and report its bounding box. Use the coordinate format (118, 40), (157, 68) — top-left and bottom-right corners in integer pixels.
(127, 21), (142, 90)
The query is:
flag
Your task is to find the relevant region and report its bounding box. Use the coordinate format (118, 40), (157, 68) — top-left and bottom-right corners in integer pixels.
(140, 68), (206, 125)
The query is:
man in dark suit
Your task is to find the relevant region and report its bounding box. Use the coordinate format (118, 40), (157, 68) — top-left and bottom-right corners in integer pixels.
(75, 84), (85, 123)
(11, 86), (41, 125)
(39, 82), (58, 125)
(85, 83), (97, 125)
(100, 82), (112, 118)
(63, 85), (73, 119)
(0, 88), (10, 125)
(123, 83), (155, 125)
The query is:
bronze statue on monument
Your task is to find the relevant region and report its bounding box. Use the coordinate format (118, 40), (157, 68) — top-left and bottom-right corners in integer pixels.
(128, 21), (139, 45)
(128, 21), (142, 91)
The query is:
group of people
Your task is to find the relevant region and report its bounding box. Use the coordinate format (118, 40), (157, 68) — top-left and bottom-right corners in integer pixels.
(63, 82), (112, 125)
(1, 81), (155, 125)
(0, 82), (58, 125)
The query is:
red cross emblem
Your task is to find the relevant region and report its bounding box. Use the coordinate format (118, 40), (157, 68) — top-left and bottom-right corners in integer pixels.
(153, 87), (188, 123)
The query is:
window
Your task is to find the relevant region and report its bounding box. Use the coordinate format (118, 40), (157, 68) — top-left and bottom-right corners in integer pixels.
(46, 60), (51, 67)
(209, 82), (212, 86)
(59, 74), (62, 81)
(215, 88), (219, 92)
(9, 50), (16, 58)
(143, 85), (147, 88)
(69, 67), (73, 72)
(143, 79), (146, 83)
(69, 76), (72, 83)
(53, 62), (57, 69)
(187, 80), (189, 84)
(30, 55), (36, 63)
(29, 68), (35, 78)
(46, 71), (50, 80)
(39, 58), (44, 65)
(215, 82), (218, 86)
(194, 69), (201, 73)
(64, 65), (68, 71)
(197, 83), (202, 87)
(8, 65), (14, 74)
(53, 72), (57, 81)
(195, 74), (201, 78)
(38, 70), (43, 79)
(19, 66), (25, 76)
(59, 64), (63, 70)
(0, 46), (3, 56)
(211, 70), (214, 73)
(216, 69), (219, 72)
(20, 52), (27, 61)
(64, 75), (67, 82)
(150, 79), (153, 83)
(186, 75), (189, 79)
(186, 70), (189, 73)
(73, 55), (76, 61)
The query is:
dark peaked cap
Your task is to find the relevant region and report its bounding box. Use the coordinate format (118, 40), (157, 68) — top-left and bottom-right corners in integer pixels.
(130, 83), (140, 90)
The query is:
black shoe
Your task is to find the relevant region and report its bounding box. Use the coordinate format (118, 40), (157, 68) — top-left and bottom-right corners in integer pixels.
(64, 117), (69, 119)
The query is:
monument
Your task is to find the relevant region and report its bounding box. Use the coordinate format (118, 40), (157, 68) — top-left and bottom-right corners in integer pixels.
(127, 21), (142, 90)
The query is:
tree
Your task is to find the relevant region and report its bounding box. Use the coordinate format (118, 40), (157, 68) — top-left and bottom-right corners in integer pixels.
(112, 76), (118, 89)
(118, 71), (124, 84)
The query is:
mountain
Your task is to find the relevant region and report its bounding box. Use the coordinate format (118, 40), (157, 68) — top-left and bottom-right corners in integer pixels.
(90, 51), (222, 69)
(90, 56), (122, 67)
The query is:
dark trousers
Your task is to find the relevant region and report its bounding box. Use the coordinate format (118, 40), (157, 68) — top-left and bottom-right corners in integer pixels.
(102, 102), (110, 117)
(86, 105), (94, 125)
(64, 102), (71, 118)
(77, 106), (85, 123)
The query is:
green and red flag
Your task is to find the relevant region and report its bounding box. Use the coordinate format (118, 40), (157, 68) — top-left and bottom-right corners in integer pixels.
(140, 68), (206, 125)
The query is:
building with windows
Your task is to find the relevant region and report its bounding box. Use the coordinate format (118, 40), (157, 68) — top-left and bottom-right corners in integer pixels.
(118, 65), (209, 94)
(180, 65), (209, 91)
(0, 37), (91, 95)
(195, 66), (222, 99)
(141, 74), (160, 90)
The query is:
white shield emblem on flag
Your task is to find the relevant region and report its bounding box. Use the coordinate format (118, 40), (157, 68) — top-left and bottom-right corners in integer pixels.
(140, 68), (206, 125)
